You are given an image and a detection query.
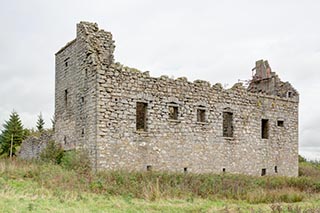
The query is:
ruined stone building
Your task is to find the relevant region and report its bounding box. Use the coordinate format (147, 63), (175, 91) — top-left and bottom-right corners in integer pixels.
(54, 22), (299, 176)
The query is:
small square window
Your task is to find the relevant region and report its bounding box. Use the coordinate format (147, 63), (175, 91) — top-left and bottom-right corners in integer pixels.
(277, 120), (284, 127)
(169, 105), (178, 120)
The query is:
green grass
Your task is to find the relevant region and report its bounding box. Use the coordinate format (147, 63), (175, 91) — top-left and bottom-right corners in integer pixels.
(0, 159), (320, 212)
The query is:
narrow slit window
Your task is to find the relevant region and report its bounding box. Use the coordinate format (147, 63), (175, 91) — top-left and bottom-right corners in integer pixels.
(136, 102), (147, 131)
(222, 168), (226, 173)
(261, 168), (266, 176)
(223, 112), (233, 137)
(261, 119), (269, 139)
(169, 105), (178, 120)
(277, 120), (284, 127)
(197, 108), (206, 122)
(184, 167), (188, 173)
(64, 89), (68, 108)
(64, 57), (70, 67)
(274, 166), (278, 173)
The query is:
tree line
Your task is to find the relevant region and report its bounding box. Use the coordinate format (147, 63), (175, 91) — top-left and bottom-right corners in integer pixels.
(0, 111), (50, 157)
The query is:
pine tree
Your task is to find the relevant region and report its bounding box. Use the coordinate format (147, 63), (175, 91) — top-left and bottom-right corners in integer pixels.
(0, 111), (25, 156)
(36, 113), (45, 132)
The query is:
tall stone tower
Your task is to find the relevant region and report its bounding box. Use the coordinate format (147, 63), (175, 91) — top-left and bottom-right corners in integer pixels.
(55, 22), (115, 164)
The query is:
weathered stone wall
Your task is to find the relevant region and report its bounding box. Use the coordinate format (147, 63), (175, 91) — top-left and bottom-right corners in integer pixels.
(55, 22), (299, 176)
(54, 22), (115, 168)
(19, 131), (53, 160)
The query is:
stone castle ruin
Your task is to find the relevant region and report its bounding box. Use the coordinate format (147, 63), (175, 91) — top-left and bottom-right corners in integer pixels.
(53, 22), (299, 176)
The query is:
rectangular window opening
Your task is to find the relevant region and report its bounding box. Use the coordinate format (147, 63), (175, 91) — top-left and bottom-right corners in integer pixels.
(184, 167), (188, 173)
(197, 108), (206, 122)
(169, 105), (178, 120)
(136, 102), (147, 131)
(223, 112), (233, 137)
(81, 128), (85, 137)
(146, 165), (152, 171)
(81, 97), (85, 103)
(64, 89), (68, 108)
(222, 168), (226, 173)
(261, 168), (266, 176)
(277, 120), (284, 127)
(261, 119), (269, 139)
(274, 166), (278, 173)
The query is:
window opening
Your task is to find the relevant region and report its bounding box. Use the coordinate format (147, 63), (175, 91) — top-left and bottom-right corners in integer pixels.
(197, 108), (206, 122)
(261, 119), (269, 139)
(277, 120), (284, 127)
(223, 112), (233, 137)
(169, 105), (178, 120)
(64, 89), (68, 108)
(136, 102), (147, 131)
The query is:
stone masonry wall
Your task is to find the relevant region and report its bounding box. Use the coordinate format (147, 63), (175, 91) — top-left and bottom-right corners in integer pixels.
(19, 131), (53, 160)
(55, 22), (299, 176)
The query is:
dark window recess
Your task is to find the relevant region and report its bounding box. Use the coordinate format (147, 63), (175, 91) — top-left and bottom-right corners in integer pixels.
(63, 136), (67, 145)
(275, 166), (278, 173)
(261, 119), (269, 139)
(64, 58), (70, 67)
(146, 165), (152, 171)
(169, 105), (178, 120)
(184, 167), (188, 173)
(287, 91), (292, 98)
(64, 89), (68, 108)
(222, 168), (226, 173)
(277, 120), (284, 127)
(223, 112), (233, 137)
(261, 168), (266, 176)
(81, 97), (84, 103)
(136, 102), (147, 131)
(197, 109), (206, 122)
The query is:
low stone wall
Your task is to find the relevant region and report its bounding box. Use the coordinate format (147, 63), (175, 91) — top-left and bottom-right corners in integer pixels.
(18, 131), (53, 160)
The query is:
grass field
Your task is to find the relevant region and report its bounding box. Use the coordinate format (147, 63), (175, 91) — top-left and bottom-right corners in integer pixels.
(0, 158), (320, 212)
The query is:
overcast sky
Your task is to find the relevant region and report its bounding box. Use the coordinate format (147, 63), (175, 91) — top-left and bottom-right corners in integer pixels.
(0, 0), (319, 160)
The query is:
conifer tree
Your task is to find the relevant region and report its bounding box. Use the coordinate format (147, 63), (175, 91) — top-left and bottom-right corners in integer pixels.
(0, 111), (25, 156)
(36, 113), (45, 132)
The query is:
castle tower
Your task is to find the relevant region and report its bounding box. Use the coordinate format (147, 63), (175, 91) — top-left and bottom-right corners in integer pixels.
(54, 22), (115, 164)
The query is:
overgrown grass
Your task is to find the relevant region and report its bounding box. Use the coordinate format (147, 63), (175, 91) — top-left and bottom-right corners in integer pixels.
(1, 159), (320, 204)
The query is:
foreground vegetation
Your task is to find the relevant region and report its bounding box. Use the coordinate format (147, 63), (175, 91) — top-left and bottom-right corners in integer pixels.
(0, 158), (320, 212)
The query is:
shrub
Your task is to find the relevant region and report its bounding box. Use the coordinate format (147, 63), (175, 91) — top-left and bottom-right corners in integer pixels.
(39, 141), (63, 164)
(60, 149), (91, 174)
